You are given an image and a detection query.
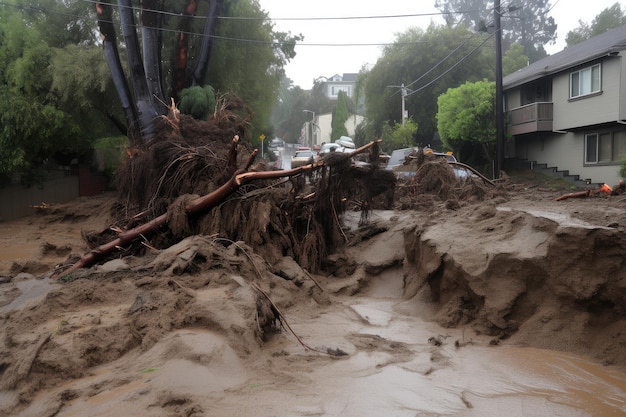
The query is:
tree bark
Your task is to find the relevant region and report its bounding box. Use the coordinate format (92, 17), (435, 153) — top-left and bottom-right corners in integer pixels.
(96, 2), (138, 139)
(118, 0), (164, 144)
(191, 0), (224, 86)
(141, 0), (167, 113)
(171, 0), (199, 97)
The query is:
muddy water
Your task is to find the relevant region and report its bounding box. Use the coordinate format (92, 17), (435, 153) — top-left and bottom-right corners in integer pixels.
(7, 268), (626, 416)
(259, 272), (626, 417)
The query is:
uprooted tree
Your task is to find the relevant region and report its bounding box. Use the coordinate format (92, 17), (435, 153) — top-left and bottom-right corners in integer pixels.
(57, 1), (397, 276)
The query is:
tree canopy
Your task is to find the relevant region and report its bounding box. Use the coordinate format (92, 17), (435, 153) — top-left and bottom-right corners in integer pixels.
(364, 23), (494, 148)
(565, 3), (626, 47)
(0, 0), (301, 179)
(437, 79), (496, 170)
(0, 1), (89, 179)
(434, 0), (556, 63)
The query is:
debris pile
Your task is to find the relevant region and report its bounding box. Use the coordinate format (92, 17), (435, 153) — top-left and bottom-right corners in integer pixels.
(393, 148), (502, 210)
(69, 98), (395, 276)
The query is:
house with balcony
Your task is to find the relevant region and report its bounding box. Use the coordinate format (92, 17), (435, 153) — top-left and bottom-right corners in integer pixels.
(504, 24), (626, 186)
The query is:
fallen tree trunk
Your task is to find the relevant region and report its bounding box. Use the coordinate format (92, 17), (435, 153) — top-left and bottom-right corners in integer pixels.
(55, 140), (381, 277)
(555, 190), (591, 201)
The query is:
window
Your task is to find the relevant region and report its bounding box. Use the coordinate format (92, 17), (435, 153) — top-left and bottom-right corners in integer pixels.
(331, 85), (351, 96)
(585, 130), (626, 164)
(571, 64), (601, 98)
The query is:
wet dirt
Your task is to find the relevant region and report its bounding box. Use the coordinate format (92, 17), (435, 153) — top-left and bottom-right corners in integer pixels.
(1, 185), (626, 416)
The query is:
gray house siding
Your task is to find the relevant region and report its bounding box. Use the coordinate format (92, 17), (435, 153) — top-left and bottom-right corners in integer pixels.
(513, 132), (620, 185)
(552, 56), (623, 131)
(504, 25), (626, 186)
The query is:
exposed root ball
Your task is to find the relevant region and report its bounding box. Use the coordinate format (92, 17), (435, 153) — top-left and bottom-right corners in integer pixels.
(413, 160), (457, 200)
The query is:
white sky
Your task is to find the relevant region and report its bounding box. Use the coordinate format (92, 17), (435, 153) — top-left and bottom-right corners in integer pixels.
(259, 0), (624, 89)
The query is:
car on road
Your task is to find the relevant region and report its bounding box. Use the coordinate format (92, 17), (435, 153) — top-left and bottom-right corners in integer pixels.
(335, 136), (355, 149)
(291, 150), (315, 168)
(268, 138), (285, 152)
(317, 143), (341, 159)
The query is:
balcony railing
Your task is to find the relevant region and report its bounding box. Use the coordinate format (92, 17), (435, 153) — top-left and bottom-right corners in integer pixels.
(507, 102), (553, 135)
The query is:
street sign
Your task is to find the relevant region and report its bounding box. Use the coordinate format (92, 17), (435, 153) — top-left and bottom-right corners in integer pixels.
(260, 134), (266, 141)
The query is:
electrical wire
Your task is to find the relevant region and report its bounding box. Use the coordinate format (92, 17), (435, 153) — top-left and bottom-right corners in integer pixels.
(0, 0), (481, 48)
(405, 19), (516, 97)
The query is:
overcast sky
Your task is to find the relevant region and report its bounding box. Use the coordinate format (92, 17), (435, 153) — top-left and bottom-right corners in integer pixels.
(259, 0), (624, 89)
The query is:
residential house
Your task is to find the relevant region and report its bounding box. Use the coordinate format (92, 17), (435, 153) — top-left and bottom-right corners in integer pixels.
(319, 73), (358, 100)
(503, 24), (626, 186)
(299, 73), (363, 147)
(301, 113), (365, 148)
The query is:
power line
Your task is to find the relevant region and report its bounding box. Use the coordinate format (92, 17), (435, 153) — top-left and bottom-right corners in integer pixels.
(404, 30), (486, 90)
(82, 0), (480, 22)
(405, 33), (494, 97)
(403, 17), (516, 97)
(0, 0), (481, 48)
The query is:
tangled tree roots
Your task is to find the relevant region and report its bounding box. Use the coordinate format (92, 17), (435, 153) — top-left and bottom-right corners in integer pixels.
(79, 97), (394, 274)
(114, 97), (254, 218)
(394, 149), (504, 210)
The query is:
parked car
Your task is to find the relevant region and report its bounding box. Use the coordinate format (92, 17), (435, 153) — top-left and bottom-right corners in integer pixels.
(268, 138), (285, 152)
(317, 143), (341, 159)
(335, 136), (355, 149)
(291, 150), (315, 168)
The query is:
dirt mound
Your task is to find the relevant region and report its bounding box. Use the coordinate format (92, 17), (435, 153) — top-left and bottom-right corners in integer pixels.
(0, 234), (327, 411)
(394, 149), (504, 211)
(402, 191), (626, 367)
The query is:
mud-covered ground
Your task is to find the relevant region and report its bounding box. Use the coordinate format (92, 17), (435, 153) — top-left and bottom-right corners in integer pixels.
(1, 175), (626, 417)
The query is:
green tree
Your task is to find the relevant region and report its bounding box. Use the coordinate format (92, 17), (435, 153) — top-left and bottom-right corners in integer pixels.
(49, 45), (127, 137)
(380, 119), (418, 153)
(437, 79), (495, 169)
(502, 43), (529, 76)
(206, 0), (302, 147)
(330, 91), (350, 141)
(364, 23), (493, 147)
(178, 85), (216, 120)
(566, 3), (626, 47)
(0, 2), (85, 179)
(269, 77), (309, 142)
(435, 0), (556, 63)
(0, 0), (301, 179)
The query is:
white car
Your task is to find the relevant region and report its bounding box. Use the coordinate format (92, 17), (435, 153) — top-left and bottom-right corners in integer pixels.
(335, 136), (355, 149)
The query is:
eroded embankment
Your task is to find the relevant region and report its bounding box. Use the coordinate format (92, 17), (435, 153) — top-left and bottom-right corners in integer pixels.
(402, 203), (626, 368)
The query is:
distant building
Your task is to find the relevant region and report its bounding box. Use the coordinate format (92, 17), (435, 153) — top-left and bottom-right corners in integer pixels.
(319, 73), (358, 100)
(301, 113), (364, 148)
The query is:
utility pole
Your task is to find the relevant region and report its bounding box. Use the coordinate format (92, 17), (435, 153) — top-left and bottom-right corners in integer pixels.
(386, 84), (412, 125)
(495, 0), (504, 178)
(401, 84), (408, 125)
(302, 109), (315, 148)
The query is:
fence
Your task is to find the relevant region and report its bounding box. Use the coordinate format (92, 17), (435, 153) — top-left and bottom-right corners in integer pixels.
(0, 167), (109, 222)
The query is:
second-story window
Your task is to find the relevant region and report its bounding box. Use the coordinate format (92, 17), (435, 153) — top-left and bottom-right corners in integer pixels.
(571, 64), (601, 99)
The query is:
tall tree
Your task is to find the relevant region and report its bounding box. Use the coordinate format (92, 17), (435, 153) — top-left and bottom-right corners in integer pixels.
(96, 0), (224, 145)
(502, 42), (529, 75)
(565, 3), (626, 47)
(435, 0), (557, 63)
(364, 23), (493, 147)
(269, 76), (310, 142)
(330, 91), (350, 141)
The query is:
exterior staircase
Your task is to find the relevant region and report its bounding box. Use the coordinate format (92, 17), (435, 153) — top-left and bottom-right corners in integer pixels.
(504, 158), (600, 188)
